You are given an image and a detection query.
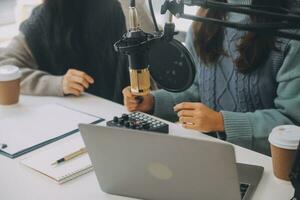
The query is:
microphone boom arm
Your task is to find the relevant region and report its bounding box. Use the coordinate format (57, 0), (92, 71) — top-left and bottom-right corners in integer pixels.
(160, 0), (300, 41)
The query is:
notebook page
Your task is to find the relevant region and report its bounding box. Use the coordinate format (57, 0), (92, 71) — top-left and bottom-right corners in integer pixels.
(0, 104), (100, 155)
(21, 135), (93, 184)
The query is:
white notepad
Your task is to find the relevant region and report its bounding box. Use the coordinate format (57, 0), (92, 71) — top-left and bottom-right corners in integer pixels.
(0, 103), (102, 158)
(21, 135), (93, 184)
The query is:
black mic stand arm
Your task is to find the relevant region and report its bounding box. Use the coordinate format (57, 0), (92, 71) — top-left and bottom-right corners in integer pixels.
(161, 0), (300, 41)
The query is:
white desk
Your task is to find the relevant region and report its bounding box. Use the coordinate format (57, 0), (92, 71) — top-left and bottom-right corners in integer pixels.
(0, 94), (294, 200)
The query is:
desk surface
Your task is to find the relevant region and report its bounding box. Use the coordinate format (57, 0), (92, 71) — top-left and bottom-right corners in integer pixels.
(0, 94), (294, 200)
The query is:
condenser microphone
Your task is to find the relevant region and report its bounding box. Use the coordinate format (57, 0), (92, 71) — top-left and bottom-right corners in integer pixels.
(115, 0), (196, 96)
(126, 0), (151, 96)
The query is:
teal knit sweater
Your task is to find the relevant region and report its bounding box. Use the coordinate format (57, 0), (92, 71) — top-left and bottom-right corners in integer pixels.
(151, 4), (300, 153)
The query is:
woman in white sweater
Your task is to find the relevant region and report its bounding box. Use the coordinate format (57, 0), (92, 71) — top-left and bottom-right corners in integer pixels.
(0, 0), (153, 103)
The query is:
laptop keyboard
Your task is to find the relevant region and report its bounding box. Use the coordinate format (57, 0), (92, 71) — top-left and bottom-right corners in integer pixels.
(240, 183), (250, 199)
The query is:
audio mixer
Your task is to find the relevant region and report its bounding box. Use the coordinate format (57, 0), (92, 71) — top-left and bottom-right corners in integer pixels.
(106, 112), (169, 134)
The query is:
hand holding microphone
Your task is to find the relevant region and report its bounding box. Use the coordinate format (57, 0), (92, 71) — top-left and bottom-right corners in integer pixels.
(123, 86), (154, 113)
(116, 0), (152, 102)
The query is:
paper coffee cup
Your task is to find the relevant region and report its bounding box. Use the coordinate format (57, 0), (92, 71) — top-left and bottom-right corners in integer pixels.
(269, 125), (300, 181)
(0, 65), (22, 105)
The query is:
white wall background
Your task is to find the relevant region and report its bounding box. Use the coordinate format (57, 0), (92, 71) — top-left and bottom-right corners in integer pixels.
(0, 0), (42, 46)
(150, 0), (198, 31)
(0, 0), (199, 47)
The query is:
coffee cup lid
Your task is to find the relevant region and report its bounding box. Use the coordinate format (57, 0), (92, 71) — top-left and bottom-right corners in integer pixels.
(269, 125), (300, 150)
(0, 65), (22, 81)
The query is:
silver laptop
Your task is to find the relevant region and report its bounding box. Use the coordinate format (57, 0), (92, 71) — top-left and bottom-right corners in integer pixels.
(79, 124), (264, 200)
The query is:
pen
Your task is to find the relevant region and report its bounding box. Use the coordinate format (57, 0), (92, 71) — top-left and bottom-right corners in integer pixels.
(51, 148), (87, 166)
(0, 143), (7, 149)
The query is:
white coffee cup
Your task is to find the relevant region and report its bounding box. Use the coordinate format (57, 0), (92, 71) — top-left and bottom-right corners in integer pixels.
(0, 65), (22, 105)
(269, 125), (300, 181)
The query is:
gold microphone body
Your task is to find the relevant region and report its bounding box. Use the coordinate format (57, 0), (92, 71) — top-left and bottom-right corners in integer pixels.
(129, 67), (151, 96)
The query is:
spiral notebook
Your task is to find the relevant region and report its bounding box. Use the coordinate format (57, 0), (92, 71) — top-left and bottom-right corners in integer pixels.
(21, 134), (93, 184)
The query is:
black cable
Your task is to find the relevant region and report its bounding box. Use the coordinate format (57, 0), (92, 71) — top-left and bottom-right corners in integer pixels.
(148, 0), (160, 32)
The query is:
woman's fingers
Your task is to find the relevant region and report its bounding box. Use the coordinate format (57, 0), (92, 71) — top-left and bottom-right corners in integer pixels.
(125, 94), (138, 111)
(125, 99), (138, 108)
(174, 102), (203, 112)
(122, 86), (133, 98)
(176, 102), (225, 133)
(128, 105), (138, 112)
(179, 116), (195, 124)
(70, 83), (85, 93)
(122, 86), (155, 113)
(128, 99), (139, 104)
(63, 69), (95, 96)
(70, 76), (90, 89)
(66, 88), (81, 96)
(182, 123), (197, 130)
(174, 102), (194, 112)
(123, 88), (141, 112)
(83, 74), (94, 84)
(69, 69), (94, 84)
(64, 83), (84, 96)
(177, 110), (195, 117)
(179, 116), (198, 130)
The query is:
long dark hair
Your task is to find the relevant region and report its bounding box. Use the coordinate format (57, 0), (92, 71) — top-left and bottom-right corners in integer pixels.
(43, 0), (124, 61)
(39, 0), (128, 103)
(193, 0), (288, 73)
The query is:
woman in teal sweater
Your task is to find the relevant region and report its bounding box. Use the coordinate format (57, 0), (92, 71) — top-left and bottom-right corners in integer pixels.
(123, 0), (300, 154)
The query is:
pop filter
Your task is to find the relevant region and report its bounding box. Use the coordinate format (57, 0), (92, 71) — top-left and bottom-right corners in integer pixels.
(148, 38), (196, 92)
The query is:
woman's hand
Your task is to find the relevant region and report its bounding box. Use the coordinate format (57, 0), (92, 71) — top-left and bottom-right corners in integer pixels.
(63, 69), (94, 96)
(174, 102), (224, 133)
(122, 86), (154, 113)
